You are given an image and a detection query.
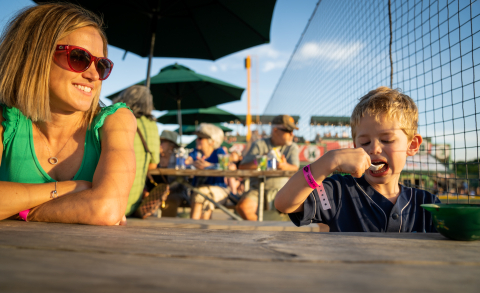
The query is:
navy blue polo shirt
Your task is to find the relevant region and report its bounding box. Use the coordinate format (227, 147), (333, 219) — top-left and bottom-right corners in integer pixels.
(189, 148), (227, 188)
(289, 174), (440, 232)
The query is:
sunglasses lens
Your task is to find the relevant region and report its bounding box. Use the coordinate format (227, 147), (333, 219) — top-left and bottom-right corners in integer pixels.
(96, 59), (112, 80)
(69, 49), (91, 71)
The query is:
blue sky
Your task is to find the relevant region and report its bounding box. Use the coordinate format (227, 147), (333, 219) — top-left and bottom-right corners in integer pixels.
(0, 0), (318, 122)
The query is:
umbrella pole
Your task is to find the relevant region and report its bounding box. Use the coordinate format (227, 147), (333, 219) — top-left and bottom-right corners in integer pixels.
(177, 99), (183, 144)
(145, 12), (158, 89)
(145, 31), (156, 89)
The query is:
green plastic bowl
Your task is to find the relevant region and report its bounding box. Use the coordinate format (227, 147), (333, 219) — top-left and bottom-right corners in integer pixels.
(421, 204), (480, 241)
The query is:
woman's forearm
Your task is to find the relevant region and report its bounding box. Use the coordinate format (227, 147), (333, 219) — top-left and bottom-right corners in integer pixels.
(0, 181), (90, 220)
(27, 183), (128, 226)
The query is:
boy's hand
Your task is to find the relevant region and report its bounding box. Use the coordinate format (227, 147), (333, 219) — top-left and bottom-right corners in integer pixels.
(329, 148), (371, 178)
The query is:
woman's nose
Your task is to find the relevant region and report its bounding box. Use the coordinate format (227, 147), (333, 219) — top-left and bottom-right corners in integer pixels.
(82, 62), (100, 81)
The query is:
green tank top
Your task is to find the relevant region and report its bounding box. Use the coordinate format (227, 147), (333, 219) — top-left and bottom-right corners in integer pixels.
(0, 103), (129, 184)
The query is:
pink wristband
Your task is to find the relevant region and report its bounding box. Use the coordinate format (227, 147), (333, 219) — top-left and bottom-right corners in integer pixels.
(19, 209), (30, 222)
(302, 164), (320, 189)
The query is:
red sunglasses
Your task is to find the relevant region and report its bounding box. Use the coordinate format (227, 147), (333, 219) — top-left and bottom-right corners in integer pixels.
(54, 45), (114, 80)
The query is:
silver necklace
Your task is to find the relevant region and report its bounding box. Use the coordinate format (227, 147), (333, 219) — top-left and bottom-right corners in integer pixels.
(35, 125), (75, 165)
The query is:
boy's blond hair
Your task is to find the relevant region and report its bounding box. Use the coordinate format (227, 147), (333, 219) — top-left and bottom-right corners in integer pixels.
(0, 3), (107, 125)
(350, 87), (418, 140)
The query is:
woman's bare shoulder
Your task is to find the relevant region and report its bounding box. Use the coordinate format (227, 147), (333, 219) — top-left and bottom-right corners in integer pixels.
(99, 108), (137, 143)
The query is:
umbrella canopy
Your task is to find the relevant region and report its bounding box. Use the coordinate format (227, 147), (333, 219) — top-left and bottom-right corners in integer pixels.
(234, 114), (300, 125)
(35, 0), (276, 87)
(158, 106), (239, 125)
(310, 116), (351, 126)
(106, 64), (244, 111)
(175, 124), (233, 135)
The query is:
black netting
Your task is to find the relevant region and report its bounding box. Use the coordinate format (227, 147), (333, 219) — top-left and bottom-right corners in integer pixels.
(264, 0), (480, 201)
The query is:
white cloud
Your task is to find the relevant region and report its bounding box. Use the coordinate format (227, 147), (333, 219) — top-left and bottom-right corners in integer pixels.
(295, 41), (365, 62)
(207, 44), (290, 73)
(263, 60), (288, 72)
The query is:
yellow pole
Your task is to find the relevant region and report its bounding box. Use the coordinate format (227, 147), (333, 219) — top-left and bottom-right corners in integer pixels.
(246, 55), (251, 142)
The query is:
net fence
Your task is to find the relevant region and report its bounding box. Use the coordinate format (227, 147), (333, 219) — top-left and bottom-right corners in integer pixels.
(264, 0), (480, 200)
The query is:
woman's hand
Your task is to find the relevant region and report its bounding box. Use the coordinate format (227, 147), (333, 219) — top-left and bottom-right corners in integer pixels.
(185, 156), (193, 165)
(193, 158), (212, 170)
(72, 180), (92, 194)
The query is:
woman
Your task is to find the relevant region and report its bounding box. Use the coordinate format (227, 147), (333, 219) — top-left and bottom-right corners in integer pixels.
(0, 3), (136, 225)
(112, 85), (160, 217)
(186, 123), (230, 220)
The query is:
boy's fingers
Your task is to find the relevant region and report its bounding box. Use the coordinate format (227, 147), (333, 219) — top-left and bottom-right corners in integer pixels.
(351, 171), (362, 178)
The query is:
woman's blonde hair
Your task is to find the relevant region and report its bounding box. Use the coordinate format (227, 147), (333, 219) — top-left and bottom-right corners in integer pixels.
(0, 3), (108, 124)
(350, 87), (418, 140)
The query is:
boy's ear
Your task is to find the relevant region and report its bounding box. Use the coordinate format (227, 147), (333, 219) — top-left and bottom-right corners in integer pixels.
(407, 134), (423, 156)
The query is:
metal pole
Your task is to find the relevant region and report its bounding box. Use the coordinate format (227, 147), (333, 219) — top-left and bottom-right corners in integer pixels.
(257, 176), (265, 222)
(145, 21), (157, 89)
(177, 99), (183, 144)
(182, 182), (243, 221)
(245, 56), (252, 142)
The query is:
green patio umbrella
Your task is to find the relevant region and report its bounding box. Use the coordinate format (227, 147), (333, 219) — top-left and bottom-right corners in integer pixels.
(35, 0), (276, 88)
(107, 64), (243, 141)
(157, 106), (239, 125)
(175, 124), (233, 135)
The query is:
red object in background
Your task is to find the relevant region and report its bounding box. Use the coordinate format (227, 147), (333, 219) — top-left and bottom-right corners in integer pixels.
(299, 145), (324, 163)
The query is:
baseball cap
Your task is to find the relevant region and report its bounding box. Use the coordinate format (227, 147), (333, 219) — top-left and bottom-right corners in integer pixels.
(160, 130), (179, 147)
(272, 115), (299, 131)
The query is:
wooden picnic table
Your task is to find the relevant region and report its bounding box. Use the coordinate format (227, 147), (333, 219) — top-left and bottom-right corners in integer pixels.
(1, 219), (479, 293)
(148, 169), (297, 221)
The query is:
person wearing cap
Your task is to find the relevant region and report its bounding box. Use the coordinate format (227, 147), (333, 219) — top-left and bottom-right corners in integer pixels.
(144, 130), (189, 217)
(185, 123), (230, 220)
(159, 130), (179, 168)
(236, 115), (300, 221)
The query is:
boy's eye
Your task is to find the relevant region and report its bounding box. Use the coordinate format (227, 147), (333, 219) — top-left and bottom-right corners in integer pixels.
(360, 141), (370, 146)
(382, 140), (394, 143)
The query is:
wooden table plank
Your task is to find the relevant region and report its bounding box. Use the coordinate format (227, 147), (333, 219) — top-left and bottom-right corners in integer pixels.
(0, 220), (479, 293)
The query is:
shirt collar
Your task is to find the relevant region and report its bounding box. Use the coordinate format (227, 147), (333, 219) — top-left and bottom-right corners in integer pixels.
(356, 176), (412, 209)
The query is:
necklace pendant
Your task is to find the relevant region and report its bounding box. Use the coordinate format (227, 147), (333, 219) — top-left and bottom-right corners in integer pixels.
(48, 157), (58, 165)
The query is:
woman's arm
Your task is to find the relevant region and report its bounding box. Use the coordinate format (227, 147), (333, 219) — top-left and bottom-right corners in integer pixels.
(0, 108), (92, 220)
(27, 108), (137, 225)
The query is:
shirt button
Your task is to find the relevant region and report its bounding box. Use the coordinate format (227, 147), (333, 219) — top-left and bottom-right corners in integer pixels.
(392, 213), (399, 220)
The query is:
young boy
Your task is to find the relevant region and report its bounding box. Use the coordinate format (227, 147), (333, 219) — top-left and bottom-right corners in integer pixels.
(274, 87), (440, 232)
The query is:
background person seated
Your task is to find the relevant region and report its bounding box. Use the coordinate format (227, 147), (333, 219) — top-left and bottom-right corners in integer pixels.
(145, 130), (189, 217)
(185, 123), (230, 220)
(236, 115), (300, 221)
